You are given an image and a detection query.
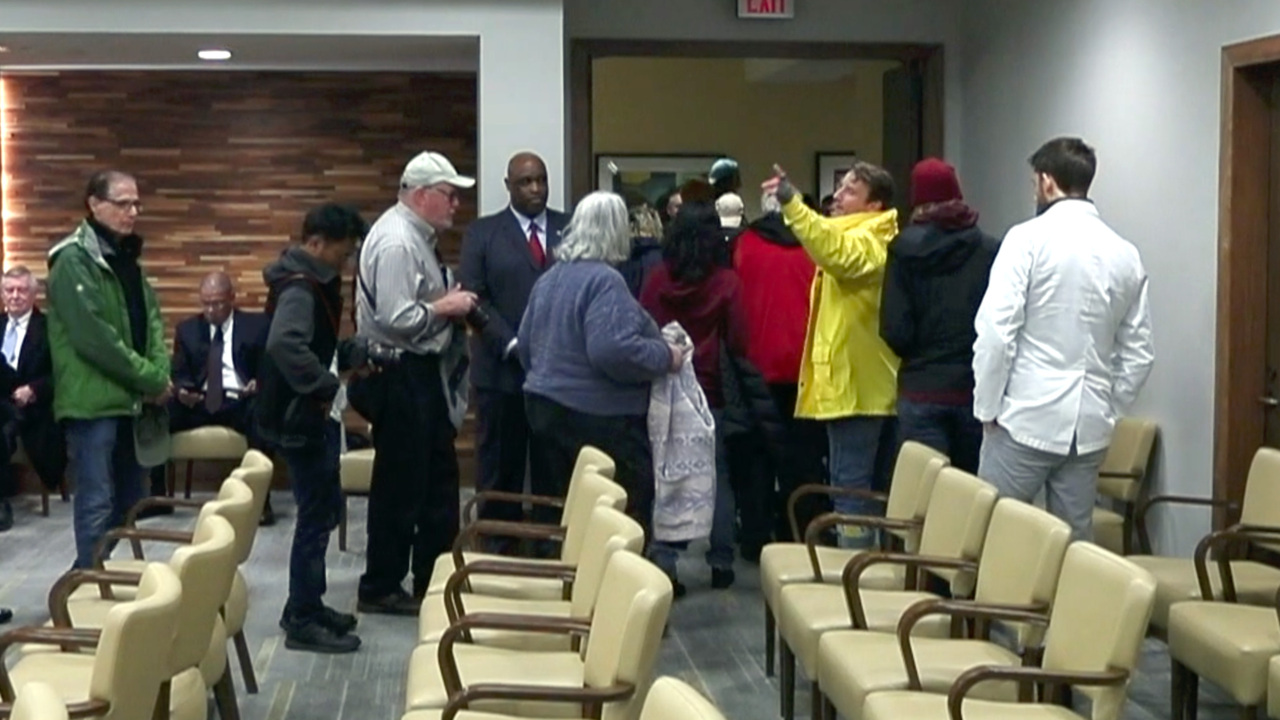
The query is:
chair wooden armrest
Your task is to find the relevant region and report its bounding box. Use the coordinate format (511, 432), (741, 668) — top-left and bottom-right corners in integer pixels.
(1192, 523), (1280, 601)
(461, 491), (566, 527)
(94, 526), (195, 565)
(124, 497), (204, 528)
(787, 484), (889, 541)
(441, 682), (634, 720)
(946, 665), (1128, 719)
(438, 614), (593, 696)
(0, 626), (103, 701)
(804, 513), (921, 580)
(841, 552), (977, 629)
(896, 599), (1049, 691)
(451, 520), (566, 558)
(1135, 494), (1240, 555)
(444, 561), (577, 624)
(47, 569), (143, 627)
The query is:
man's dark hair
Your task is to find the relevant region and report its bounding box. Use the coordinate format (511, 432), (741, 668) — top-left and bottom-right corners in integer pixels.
(847, 161), (895, 208)
(802, 193), (820, 211)
(84, 170), (135, 204)
(301, 203), (368, 243)
(1029, 137), (1097, 196)
(663, 201), (723, 285)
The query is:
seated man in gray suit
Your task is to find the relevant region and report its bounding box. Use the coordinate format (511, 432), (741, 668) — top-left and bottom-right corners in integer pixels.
(458, 152), (567, 552)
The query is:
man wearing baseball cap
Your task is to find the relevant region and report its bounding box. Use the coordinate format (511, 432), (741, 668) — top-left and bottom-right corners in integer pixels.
(354, 150), (478, 614)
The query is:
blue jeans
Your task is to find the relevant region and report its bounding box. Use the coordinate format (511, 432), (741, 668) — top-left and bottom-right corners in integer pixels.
(896, 398), (982, 474)
(650, 410), (735, 574)
(281, 421), (342, 625)
(67, 417), (147, 569)
(826, 416), (895, 518)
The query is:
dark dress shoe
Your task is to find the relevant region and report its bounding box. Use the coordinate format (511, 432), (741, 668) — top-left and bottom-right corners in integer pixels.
(357, 590), (419, 616)
(319, 606), (357, 636)
(283, 620), (360, 654)
(0, 608), (12, 624)
(0, 500), (12, 532)
(711, 567), (736, 590)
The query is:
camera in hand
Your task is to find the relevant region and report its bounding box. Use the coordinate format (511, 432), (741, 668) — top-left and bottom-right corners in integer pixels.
(465, 304), (490, 331)
(365, 341), (402, 369)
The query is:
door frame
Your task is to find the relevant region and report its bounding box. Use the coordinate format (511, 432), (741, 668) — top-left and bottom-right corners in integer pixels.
(1216, 34), (1280, 518)
(566, 39), (945, 202)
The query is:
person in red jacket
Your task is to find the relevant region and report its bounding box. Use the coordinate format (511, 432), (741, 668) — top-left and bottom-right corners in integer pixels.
(733, 192), (828, 549)
(640, 201), (746, 593)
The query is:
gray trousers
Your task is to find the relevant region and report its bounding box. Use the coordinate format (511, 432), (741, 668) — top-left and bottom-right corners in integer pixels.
(978, 424), (1107, 542)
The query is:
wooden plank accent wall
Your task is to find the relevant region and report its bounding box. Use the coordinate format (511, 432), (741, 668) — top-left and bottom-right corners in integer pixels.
(0, 70), (477, 336)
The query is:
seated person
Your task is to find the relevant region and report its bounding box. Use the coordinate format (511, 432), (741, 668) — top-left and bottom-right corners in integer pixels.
(146, 272), (272, 522)
(0, 266), (66, 533)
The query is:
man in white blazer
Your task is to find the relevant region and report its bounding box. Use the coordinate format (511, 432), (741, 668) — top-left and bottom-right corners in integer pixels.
(972, 137), (1155, 542)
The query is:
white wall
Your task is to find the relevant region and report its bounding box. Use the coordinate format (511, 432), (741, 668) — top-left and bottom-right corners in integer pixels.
(957, 0), (1280, 554)
(0, 0), (564, 213)
(566, 0), (967, 171)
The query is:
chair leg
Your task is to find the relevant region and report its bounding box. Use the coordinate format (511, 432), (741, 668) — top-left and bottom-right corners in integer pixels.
(1186, 665), (1200, 720)
(59, 478), (69, 502)
(233, 629), (259, 694)
(809, 681), (822, 720)
(165, 462), (175, 498)
(765, 605), (776, 677)
(822, 696), (835, 720)
(1241, 706), (1259, 720)
(339, 494), (348, 552)
(40, 483), (49, 517)
(1171, 658), (1186, 720)
(184, 460), (194, 499)
(781, 643), (796, 720)
(213, 668), (241, 720)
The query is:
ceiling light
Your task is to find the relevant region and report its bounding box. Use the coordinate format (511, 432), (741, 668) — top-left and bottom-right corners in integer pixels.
(0, 47), (9, 54)
(197, 49), (232, 61)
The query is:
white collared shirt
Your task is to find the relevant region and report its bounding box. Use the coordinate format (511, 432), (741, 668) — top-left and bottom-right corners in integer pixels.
(512, 207), (549, 252)
(4, 310), (31, 370)
(973, 200), (1155, 455)
(204, 314), (244, 393)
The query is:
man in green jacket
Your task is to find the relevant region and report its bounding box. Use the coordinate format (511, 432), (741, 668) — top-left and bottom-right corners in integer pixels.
(47, 170), (171, 568)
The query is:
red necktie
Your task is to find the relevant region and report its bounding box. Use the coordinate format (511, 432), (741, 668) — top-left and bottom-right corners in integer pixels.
(529, 224), (545, 268)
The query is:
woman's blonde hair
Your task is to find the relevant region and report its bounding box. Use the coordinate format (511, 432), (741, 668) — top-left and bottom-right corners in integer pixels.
(629, 203), (664, 240)
(555, 191), (631, 265)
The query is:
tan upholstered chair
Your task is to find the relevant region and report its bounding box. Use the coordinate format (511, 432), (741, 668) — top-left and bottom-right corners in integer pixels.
(760, 441), (948, 677)
(404, 676), (726, 720)
(424, 467), (627, 601)
(1130, 446), (1280, 635)
(1092, 417), (1158, 554)
(858, 543), (1157, 720)
(0, 563), (181, 720)
(52, 496), (244, 720)
(1269, 655), (1280, 719)
(1168, 575), (1280, 719)
(166, 426), (249, 498)
(775, 467), (997, 720)
(405, 551), (673, 719)
(815, 498), (1072, 720)
(339, 447), (375, 551)
(419, 504), (644, 651)
(10, 681), (69, 720)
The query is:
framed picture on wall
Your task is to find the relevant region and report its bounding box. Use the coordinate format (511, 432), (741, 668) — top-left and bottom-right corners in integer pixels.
(815, 151), (858, 200)
(595, 153), (722, 209)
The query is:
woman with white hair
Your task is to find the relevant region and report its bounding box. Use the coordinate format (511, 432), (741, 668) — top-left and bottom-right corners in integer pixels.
(519, 191), (681, 535)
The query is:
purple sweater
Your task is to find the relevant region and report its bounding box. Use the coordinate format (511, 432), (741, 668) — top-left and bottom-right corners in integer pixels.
(519, 260), (671, 416)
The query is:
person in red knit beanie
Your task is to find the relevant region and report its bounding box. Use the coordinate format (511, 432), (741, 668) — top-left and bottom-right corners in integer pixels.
(879, 157), (999, 472)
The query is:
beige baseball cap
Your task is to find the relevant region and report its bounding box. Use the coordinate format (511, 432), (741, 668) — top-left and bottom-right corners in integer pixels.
(716, 192), (745, 228)
(400, 151), (475, 189)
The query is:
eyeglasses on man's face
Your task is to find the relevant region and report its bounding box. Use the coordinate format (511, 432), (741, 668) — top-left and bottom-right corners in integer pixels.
(426, 186), (461, 204)
(101, 197), (143, 212)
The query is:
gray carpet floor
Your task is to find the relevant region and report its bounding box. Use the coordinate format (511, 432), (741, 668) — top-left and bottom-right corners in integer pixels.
(0, 491), (1245, 719)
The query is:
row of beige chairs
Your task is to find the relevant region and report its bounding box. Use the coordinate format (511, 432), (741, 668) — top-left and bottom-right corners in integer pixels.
(0, 450), (273, 720)
(764, 444), (1159, 720)
(400, 446), (725, 720)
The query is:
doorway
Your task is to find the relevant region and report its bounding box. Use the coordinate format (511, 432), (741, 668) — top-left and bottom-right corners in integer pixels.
(1217, 35), (1280, 520)
(567, 40), (944, 204)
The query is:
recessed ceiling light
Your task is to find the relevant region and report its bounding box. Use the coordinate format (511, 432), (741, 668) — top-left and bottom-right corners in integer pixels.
(197, 49), (232, 61)
(0, 47), (10, 54)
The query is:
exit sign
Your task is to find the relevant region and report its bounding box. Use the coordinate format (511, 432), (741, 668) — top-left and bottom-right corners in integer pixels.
(738, 0), (794, 19)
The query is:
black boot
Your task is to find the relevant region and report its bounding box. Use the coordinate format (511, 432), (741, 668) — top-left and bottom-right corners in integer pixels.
(282, 619), (360, 654)
(0, 608), (11, 624)
(0, 500), (12, 532)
